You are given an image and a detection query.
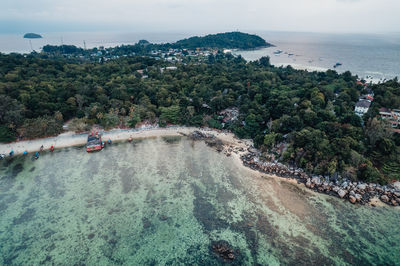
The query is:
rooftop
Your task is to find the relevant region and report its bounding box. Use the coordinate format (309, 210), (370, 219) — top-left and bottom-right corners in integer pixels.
(355, 100), (371, 108)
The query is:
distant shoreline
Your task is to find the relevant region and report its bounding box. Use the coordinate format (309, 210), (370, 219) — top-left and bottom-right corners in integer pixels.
(0, 31), (398, 81)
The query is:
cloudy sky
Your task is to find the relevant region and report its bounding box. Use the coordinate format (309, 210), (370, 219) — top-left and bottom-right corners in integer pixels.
(1, 0), (399, 33)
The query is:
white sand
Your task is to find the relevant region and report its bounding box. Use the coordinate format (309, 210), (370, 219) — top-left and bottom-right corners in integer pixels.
(2, 126), (396, 208)
(0, 126), (250, 156)
(0, 126), (193, 155)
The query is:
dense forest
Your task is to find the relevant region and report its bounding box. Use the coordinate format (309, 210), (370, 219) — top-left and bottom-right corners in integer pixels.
(0, 46), (399, 183)
(172, 32), (271, 49)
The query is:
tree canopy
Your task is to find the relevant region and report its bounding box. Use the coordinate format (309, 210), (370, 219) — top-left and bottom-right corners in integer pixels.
(0, 49), (399, 183)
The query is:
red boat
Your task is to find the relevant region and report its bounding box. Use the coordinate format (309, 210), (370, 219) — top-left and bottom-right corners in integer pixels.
(86, 132), (103, 152)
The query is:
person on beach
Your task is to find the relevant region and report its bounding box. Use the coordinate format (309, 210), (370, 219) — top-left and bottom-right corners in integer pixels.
(108, 139), (112, 144)
(40, 145), (44, 151)
(9, 150), (14, 157)
(33, 152), (39, 160)
(50, 145), (54, 152)
(128, 136), (133, 142)
(23, 150), (28, 155)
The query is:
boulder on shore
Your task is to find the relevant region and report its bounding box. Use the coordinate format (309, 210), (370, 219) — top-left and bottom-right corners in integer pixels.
(380, 195), (389, 203)
(189, 130), (215, 140)
(349, 195), (356, 204)
(311, 176), (321, 185)
(338, 189), (347, 198)
(355, 194), (362, 202)
(357, 184), (366, 191)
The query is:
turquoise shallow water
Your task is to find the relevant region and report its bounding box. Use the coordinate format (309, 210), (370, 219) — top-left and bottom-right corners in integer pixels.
(0, 137), (399, 265)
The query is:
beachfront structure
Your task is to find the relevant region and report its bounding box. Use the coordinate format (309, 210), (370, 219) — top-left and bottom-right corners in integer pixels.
(354, 99), (371, 116)
(379, 108), (400, 128)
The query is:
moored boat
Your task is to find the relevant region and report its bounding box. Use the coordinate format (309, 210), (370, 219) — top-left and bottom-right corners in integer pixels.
(86, 132), (103, 152)
(333, 62), (342, 68)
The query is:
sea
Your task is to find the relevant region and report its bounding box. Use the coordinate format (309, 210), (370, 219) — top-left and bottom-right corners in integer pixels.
(0, 31), (399, 82)
(0, 137), (399, 264)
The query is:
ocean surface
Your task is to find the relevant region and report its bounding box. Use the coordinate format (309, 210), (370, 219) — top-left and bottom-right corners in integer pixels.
(0, 31), (399, 81)
(237, 32), (400, 83)
(0, 137), (399, 265)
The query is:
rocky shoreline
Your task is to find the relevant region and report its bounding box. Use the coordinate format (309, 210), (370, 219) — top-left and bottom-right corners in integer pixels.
(188, 130), (400, 207)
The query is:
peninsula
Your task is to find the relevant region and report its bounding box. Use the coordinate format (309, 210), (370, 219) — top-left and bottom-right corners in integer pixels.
(41, 31), (271, 56)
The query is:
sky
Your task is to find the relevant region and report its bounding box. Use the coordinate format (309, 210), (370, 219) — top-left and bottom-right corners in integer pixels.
(1, 0), (399, 34)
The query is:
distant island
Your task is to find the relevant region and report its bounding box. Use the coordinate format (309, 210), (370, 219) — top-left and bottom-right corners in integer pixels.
(23, 33), (42, 39)
(171, 32), (272, 50)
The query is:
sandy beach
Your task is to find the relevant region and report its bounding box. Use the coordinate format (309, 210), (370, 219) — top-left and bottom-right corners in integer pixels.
(0, 126), (252, 156)
(2, 126), (398, 208)
(0, 126), (193, 155)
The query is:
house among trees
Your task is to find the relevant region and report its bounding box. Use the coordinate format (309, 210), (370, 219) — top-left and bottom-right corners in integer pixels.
(379, 108), (400, 128)
(219, 107), (239, 123)
(354, 81), (374, 117)
(365, 87), (374, 97)
(354, 99), (372, 116)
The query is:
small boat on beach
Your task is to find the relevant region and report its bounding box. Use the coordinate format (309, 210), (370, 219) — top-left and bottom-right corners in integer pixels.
(274, 50), (283, 55)
(86, 132), (103, 152)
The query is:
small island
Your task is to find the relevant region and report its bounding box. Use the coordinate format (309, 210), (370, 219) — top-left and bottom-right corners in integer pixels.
(172, 31), (272, 50)
(23, 33), (42, 39)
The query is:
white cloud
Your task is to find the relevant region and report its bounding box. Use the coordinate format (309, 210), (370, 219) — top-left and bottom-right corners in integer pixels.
(1, 0), (399, 33)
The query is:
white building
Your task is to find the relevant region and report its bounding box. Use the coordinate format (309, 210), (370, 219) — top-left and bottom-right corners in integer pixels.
(354, 99), (371, 116)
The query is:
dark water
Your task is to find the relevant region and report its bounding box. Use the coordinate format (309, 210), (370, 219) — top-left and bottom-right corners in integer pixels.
(0, 137), (399, 265)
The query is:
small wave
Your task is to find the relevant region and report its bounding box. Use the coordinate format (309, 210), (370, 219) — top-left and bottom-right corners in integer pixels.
(364, 71), (384, 75)
(275, 63), (329, 72)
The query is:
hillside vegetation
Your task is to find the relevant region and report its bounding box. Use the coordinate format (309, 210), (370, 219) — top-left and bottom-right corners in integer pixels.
(42, 32), (271, 56)
(0, 49), (399, 183)
(172, 32), (271, 49)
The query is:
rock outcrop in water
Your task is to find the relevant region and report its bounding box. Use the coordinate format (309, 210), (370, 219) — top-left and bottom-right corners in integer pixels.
(188, 130), (400, 207)
(189, 130), (227, 152)
(211, 241), (238, 262)
(188, 130), (216, 140)
(240, 149), (400, 206)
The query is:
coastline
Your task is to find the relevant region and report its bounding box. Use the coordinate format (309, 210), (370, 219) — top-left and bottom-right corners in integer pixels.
(1, 126), (399, 208)
(0, 126), (196, 155)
